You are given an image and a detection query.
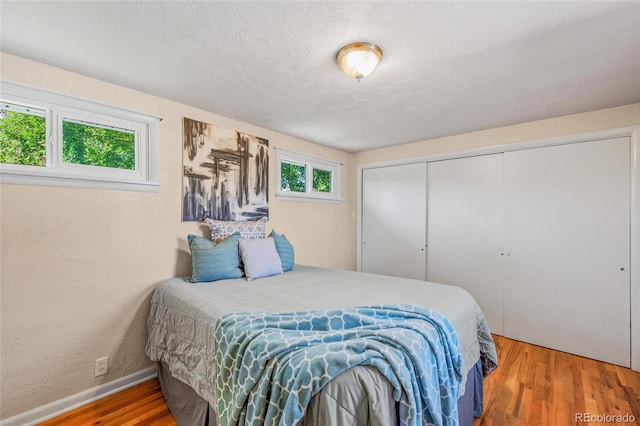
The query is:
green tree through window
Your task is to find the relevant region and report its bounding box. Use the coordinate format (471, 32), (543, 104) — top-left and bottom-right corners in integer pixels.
(281, 161), (306, 192)
(62, 121), (135, 169)
(312, 168), (331, 192)
(0, 106), (46, 166)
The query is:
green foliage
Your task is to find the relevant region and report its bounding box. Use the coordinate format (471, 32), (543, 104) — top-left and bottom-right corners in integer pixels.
(0, 110), (46, 166)
(312, 168), (331, 192)
(280, 162), (333, 193)
(281, 162), (306, 192)
(0, 109), (136, 170)
(62, 121), (135, 170)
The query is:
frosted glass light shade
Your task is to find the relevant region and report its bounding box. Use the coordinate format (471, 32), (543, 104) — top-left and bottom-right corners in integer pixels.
(336, 42), (383, 80)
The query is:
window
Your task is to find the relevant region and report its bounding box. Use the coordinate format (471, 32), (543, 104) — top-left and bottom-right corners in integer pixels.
(0, 82), (159, 192)
(61, 119), (135, 170)
(276, 148), (341, 201)
(0, 102), (46, 166)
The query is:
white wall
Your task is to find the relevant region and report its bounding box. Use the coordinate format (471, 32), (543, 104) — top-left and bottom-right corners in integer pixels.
(0, 53), (356, 419)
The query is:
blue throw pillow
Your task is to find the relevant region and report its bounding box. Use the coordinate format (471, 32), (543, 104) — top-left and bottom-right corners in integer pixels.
(269, 230), (295, 272)
(187, 233), (243, 282)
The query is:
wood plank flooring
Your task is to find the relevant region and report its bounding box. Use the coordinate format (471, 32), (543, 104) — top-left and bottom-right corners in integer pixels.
(38, 335), (639, 425)
(37, 379), (176, 426)
(476, 335), (640, 426)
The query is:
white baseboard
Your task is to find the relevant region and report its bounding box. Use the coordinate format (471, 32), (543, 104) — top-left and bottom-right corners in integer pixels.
(1, 366), (157, 426)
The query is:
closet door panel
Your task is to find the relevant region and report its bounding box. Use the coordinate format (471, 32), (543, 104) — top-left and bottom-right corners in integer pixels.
(503, 138), (630, 367)
(426, 154), (504, 334)
(361, 164), (427, 280)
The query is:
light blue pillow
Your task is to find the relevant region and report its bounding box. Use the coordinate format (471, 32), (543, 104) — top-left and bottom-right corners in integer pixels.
(187, 233), (243, 282)
(239, 237), (283, 280)
(269, 230), (294, 272)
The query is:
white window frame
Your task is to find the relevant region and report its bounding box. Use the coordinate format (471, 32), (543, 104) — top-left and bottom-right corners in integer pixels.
(276, 147), (342, 202)
(0, 81), (160, 192)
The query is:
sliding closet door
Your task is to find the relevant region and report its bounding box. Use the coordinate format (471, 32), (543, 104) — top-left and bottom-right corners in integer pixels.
(426, 154), (505, 334)
(503, 138), (630, 367)
(361, 164), (427, 280)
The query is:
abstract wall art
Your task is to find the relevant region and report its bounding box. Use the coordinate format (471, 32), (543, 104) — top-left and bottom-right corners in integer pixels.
(182, 117), (268, 222)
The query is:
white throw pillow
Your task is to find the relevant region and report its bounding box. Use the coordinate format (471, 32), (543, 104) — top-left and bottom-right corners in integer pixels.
(239, 237), (283, 280)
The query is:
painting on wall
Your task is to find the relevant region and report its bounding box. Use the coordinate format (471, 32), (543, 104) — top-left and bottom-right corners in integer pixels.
(182, 117), (269, 222)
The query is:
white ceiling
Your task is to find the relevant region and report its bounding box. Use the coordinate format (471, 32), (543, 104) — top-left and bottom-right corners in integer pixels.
(1, 1), (639, 152)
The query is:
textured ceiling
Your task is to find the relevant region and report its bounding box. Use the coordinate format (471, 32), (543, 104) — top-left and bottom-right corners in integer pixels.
(1, 1), (639, 152)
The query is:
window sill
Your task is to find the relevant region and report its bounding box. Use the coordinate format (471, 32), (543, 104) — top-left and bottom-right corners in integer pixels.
(0, 170), (159, 193)
(276, 192), (342, 203)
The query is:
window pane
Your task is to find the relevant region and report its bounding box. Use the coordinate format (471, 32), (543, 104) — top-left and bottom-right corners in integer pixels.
(281, 161), (306, 192)
(313, 168), (332, 192)
(0, 102), (47, 166)
(62, 120), (135, 170)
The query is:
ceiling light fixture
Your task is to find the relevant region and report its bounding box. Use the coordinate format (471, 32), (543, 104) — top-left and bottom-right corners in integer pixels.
(336, 42), (383, 80)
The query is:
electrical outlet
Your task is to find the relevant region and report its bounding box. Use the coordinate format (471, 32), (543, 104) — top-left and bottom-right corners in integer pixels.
(94, 356), (108, 377)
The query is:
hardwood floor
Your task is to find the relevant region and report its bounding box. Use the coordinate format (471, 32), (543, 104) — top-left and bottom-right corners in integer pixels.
(38, 379), (176, 426)
(475, 335), (640, 426)
(38, 335), (639, 425)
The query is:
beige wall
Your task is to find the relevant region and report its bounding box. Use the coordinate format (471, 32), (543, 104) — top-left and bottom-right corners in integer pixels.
(354, 103), (640, 166)
(0, 53), (356, 419)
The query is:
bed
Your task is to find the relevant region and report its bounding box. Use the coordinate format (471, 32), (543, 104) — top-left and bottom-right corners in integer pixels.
(146, 264), (497, 426)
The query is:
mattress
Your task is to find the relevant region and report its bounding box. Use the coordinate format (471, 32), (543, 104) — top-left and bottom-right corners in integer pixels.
(146, 265), (497, 424)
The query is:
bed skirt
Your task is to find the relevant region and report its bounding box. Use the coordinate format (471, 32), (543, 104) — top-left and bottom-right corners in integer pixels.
(157, 359), (484, 426)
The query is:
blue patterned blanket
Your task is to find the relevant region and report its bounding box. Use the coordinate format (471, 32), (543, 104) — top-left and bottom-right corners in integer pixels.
(214, 304), (463, 426)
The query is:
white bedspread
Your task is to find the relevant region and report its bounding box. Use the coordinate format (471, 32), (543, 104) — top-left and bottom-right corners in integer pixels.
(146, 265), (496, 410)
